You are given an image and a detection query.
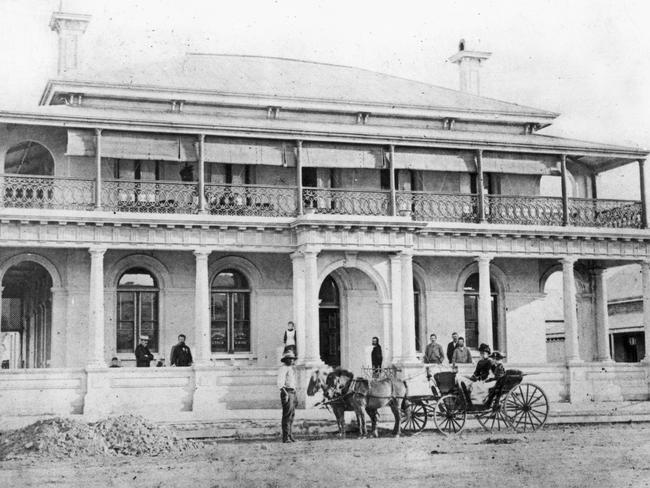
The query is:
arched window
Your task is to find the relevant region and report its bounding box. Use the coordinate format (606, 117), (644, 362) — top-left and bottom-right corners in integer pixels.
(5, 141), (54, 175)
(211, 269), (251, 353)
(463, 273), (498, 349)
(117, 268), (159, 353)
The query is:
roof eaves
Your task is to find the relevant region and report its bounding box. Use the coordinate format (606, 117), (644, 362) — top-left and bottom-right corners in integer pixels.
(40, 78), (560, 121)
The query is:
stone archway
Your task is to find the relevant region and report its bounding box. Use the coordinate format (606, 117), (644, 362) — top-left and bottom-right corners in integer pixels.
(318, 266), (384, 373)
(1, 260), (54, 368)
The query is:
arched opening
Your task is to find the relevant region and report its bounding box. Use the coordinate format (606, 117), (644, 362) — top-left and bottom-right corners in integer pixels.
(211, 269), (251, 354)
(463, 273), (499, 350)
(542, 270), (565, 362)
(117, 268), (159, 354)
(1, 261), (53, 368)
(318, 275), (340, 366)
(4, 141), (54, 175)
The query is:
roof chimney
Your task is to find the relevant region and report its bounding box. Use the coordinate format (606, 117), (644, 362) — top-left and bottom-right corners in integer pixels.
(448, 38), (491, 96)
(49, 10), (91, 77)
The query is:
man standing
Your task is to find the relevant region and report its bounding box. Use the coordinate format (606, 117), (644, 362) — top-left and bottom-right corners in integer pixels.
(371, 337), (382, 376)
(452, 337), (473, 364)
(446, 332), (460, 363)
(170, 334), (193, 367)
(423, 334), (445, 364)
(277, 351), (297, 443)
(283, 321), (297, 355)
(134, 335), (154, 367)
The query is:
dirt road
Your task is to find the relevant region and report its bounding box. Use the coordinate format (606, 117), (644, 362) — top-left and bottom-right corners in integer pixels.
(1, 423), (649, 488)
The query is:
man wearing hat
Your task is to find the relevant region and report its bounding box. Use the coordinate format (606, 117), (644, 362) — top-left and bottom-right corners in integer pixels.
(277, 351), (297, 443)
(135, 335), (154, 367)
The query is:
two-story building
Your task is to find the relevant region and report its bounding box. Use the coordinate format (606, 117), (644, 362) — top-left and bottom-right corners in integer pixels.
(1, 10), (649, 418)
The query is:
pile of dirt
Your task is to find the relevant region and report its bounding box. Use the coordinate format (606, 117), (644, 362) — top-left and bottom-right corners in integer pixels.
(94, 415), (198, 456)
(0, 415), (199, 460)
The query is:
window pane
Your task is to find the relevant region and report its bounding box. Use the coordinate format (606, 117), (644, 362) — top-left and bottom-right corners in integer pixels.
(212, 269), (248, 289)
(211, 292), (228, 352)
(233, 293), (250, 352)
(211, 321), (228, 352)
(117, 292), (135, 322)
(233, 320), (250, 352)
(464, 295), (479, 348)
(140, 292), (158, 321)
(211, 293), (227, 321)
(117, 321), (134, 352)
(119, 268), (156, 287)
(232, 293), (249, 321)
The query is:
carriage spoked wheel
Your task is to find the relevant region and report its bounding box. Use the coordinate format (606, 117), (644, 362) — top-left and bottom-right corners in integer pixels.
(502, 383), (549, 432)
(400, 400), (428, 435)
(475, 402), (511, 432)
(433, 394), (466, 435)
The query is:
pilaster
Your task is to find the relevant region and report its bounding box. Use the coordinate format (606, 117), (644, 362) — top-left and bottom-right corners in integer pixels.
(592, 268), (612, 362)
(476, 254), (493, 349)
(193, 248), (211, 365)
(87, 246), (106, 368)
(562, 257), (581, 364)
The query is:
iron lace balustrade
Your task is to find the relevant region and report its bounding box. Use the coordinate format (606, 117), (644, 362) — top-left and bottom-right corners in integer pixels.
(0, 173), (95, 210)
(303, 187), (391, 216)
(486, 195), (564, 226)
(397, 191), (479, 222)
(205, 183), (297, 217)
(568, 197), (643, 228)
(102, 179), (199, 214)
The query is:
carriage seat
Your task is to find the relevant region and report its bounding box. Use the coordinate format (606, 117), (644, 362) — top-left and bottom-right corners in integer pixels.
(433, 371), (457, 396)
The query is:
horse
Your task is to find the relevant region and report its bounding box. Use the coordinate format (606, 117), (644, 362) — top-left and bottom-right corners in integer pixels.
(308, 367), (408, 438)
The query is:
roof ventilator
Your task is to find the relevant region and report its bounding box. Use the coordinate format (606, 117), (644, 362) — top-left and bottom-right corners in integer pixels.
(267, 106), (281, 119)
(356, 112), (370, 124)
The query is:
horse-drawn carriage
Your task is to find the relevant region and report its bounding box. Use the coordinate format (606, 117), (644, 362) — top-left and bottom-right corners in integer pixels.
(400, 369), (549, 435)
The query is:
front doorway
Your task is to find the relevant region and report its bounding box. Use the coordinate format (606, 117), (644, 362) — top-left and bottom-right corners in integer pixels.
(319, 275), (340, 366)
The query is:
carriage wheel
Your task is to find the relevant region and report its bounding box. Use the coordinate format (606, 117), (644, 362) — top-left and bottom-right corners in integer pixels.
(502, 383), (549, 433)
(433, 394), (466, 435)
(400, 400), (428, 435)
(475, 402), (511, 432)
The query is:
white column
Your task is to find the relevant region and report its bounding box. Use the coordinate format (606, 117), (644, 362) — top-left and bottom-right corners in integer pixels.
(50, 287), (68, 368)
(193, 249), (211, 365)
(88, 247), (106, 368)
(302, 249), (321, 365)
(593, 267), (612, 362)
(291, 252), (306, 361)
(389, 254), (403, 361)
(477, 255), (493, 349)
(400, 251), (418, 363)
(562, 257), (581, 363)
(380, 302), (392, 366)
(641, 261), (650, 363)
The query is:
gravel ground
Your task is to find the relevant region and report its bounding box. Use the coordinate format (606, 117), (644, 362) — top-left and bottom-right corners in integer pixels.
(1, 423), (649, 488)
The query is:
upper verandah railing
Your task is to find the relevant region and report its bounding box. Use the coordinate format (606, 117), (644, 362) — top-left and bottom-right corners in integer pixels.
(0, 174), (643, 229)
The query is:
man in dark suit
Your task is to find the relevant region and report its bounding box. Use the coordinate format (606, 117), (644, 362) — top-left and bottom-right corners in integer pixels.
(170, 334), (193, 367)
(135, 335), (154, 367)
(371, 336), (383, 377)
(446, 332), (460, 364)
